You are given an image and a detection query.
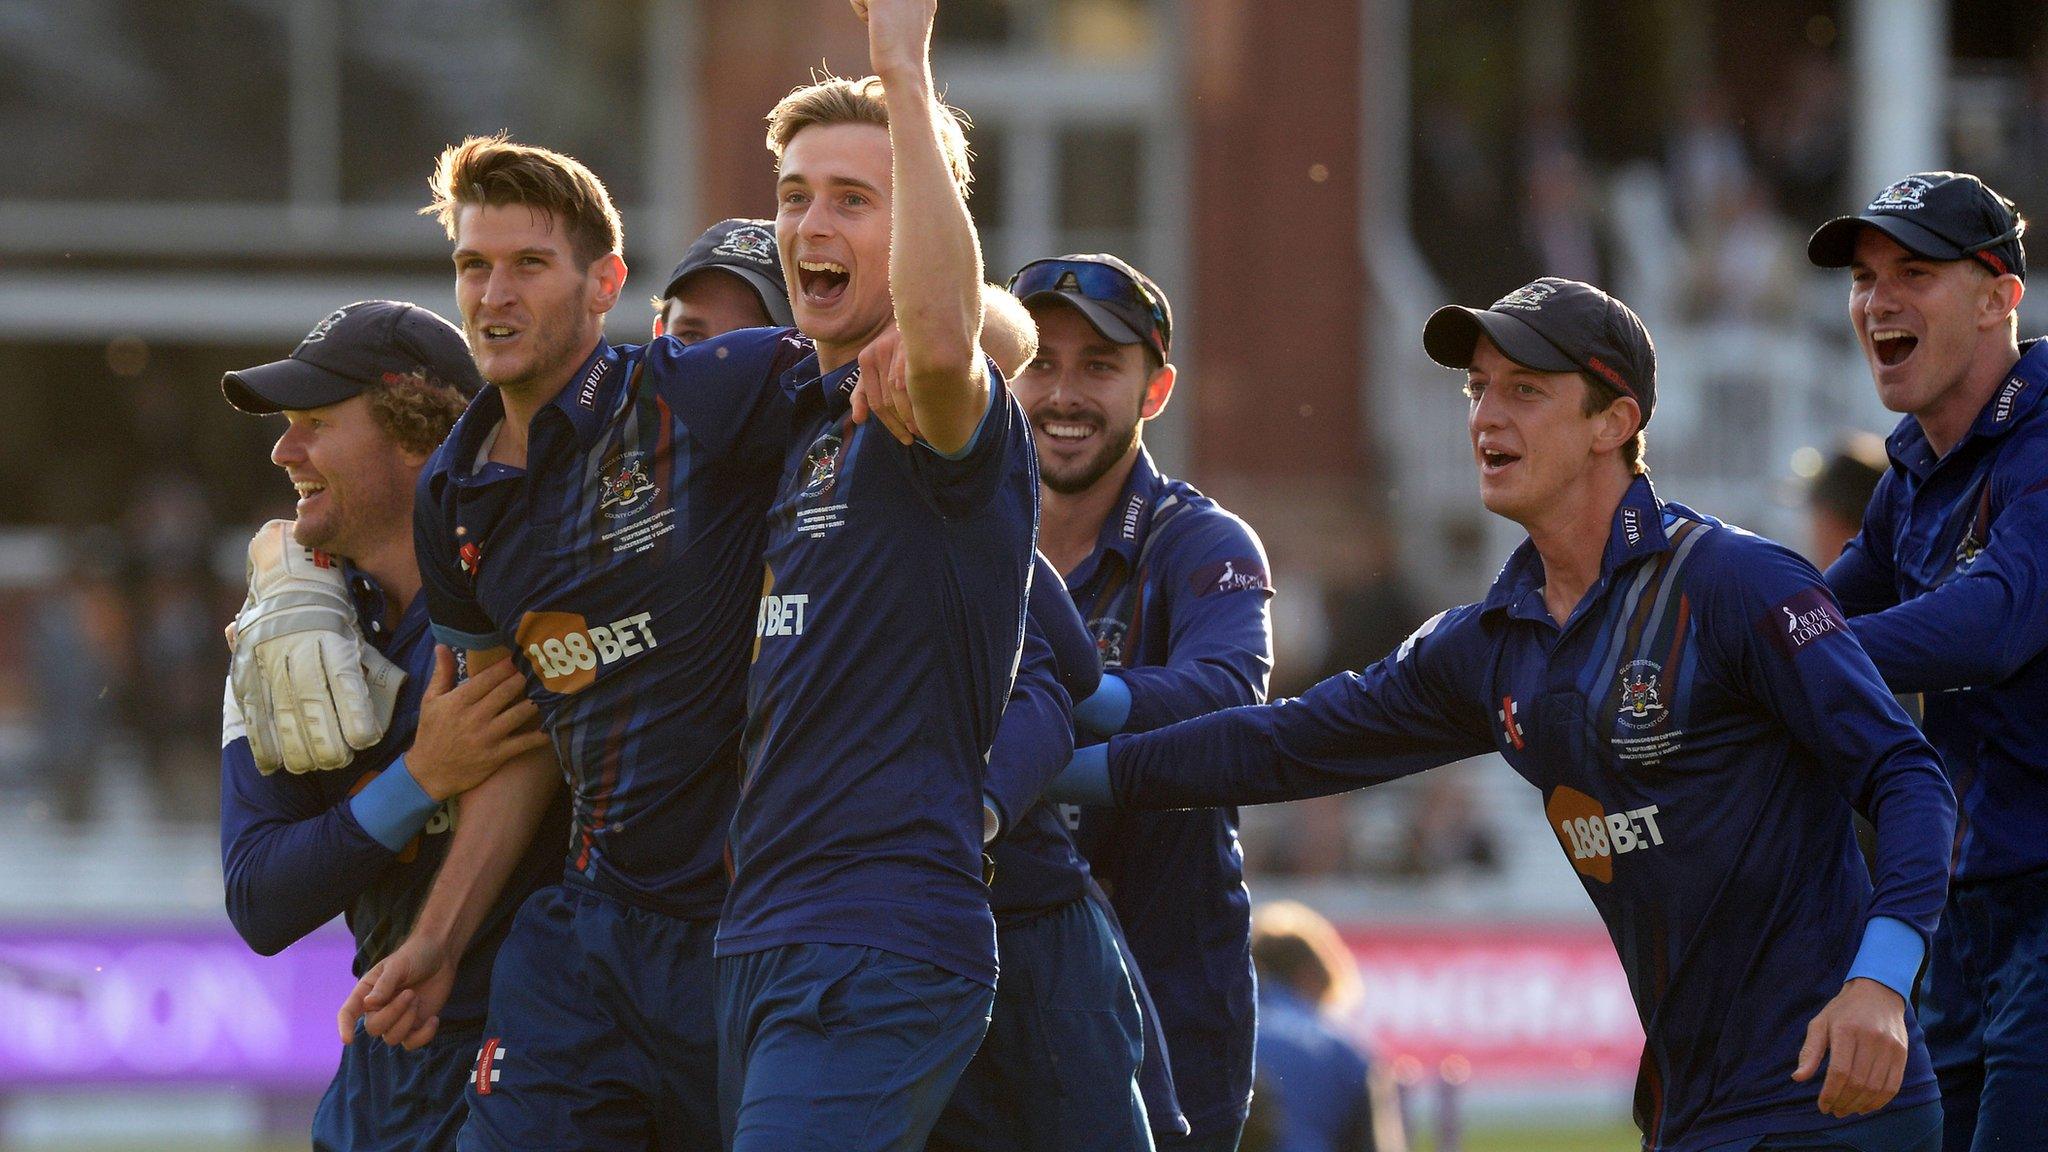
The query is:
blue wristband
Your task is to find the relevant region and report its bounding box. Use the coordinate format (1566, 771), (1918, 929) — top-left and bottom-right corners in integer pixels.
(348, 756), (440, 853)
(1846, 915), (1925, 1003)
(1046, 743), (1113, 807)
(1073, 674), (1132, 737)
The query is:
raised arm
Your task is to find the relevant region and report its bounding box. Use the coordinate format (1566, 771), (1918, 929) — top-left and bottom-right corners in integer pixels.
(863, 0), (988, 455)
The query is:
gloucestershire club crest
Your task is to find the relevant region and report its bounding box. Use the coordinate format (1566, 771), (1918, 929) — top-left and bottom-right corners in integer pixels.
(1494, 282), (1557, 311)
(1615, 659), (1667, 730)
(1870, 177), (1933, 212)
(599, 454), (657, 519)
(1090, 619), (1128, 669)
(800, 429), (843, 499)
(714, 225), (778, 265)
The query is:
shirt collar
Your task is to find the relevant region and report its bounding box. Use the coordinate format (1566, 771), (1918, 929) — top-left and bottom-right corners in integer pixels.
(790, 350), (860, 424)
(1886, 337), (2048, 479)
(340, 562), (428, 651)
(546, 340), (627, 450)
(1070, 447), (1164, 587)
(1481, 474), (1670, 621)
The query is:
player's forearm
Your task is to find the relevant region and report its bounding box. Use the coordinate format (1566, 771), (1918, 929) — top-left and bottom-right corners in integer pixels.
(221, 742), (395, 955)
(977, 284), (1037, 380)
(1107, 654), (1271, 736)
(1849, 577), (2046, 692)
(404, 746), (559, 959)
(983, 686), (1076, 836)
(1858, 743), (1956, 940)
(881, 69), (986, 452)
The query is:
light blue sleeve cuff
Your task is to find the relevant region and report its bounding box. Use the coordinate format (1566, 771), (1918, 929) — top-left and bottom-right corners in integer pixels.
(926, 377), (1000, 461)
(1072, 674), (1132, 737)
(1045, 743), (1113, 807)
(1847, 915), (1926, 1002)
(348, 756), (440, 853)
(431, 622), (499, 652)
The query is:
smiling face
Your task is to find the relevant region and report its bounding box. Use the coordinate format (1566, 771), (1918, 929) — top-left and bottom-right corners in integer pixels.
(1464, 335), (1634, 525)
(1013, 303), (1172, 495)
(1848, 228), (2013, 423)
(271, 395), (425, 559)
(453, 202), (621, 401)
(775, 122), (895, 369)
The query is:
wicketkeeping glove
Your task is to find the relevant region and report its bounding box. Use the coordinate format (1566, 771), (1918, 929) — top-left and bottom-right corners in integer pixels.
(228, 520), (407, 774)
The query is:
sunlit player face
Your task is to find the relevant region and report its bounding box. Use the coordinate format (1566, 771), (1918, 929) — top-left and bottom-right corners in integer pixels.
(775, 123), (895, 368)
(1848, 229), (2011, 420)
(1464, 336), (1623, 525)
(271, 396), (424, 559)
(655, 270), (775, 344)
(453, 203), (620, 398)
(1013, 304), (1172, 495)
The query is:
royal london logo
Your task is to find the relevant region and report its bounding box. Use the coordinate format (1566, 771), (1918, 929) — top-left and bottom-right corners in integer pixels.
(1614, 659), (1666, 731)
(599, 453), (657, 519)
(1545, 786), (1666, 884)
(1870, 176), (1934, 211)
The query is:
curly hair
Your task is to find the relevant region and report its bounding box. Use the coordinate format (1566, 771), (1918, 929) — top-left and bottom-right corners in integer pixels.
(364, 369), (468, 457)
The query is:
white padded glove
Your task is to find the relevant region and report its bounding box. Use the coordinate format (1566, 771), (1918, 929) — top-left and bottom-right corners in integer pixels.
(228, 520), (407, 774)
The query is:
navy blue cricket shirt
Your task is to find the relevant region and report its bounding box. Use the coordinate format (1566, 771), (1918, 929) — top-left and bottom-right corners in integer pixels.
(715, 354), (1038, 988)
(1827, 337), (2048, 884)
(220, 566), (566, 1028)
(1102, 479), (1954, 1152)
(414, 329), (809, 919)
(1061, 447), (1274, 1139)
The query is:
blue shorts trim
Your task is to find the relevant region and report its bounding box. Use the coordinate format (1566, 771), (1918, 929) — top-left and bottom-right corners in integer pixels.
(1918, 873), (2048, 1152)
(1702, 1100), (1941, 1152)
(717, 942), (993, 1152)
(929, 896), (1152, 1152)
(313, 1021), (477, 1152)
(456, 884), (720, 1152)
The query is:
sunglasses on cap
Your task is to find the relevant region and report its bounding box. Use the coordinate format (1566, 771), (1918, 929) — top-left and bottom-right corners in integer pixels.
(1007, 258), (1171, 361)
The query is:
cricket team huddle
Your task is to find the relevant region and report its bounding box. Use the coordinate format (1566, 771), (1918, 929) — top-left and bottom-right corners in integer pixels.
(211, 4), (2048, 1152)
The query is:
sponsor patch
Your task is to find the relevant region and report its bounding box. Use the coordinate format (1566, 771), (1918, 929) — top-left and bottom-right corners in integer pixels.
(1190, 556), (1270, 598)
(472, 1039), (505, 1096)
(1497, 695), (1526, 751)
(1544, 786), (1665, 884)
(575, 357), (612, 410)
(1621, 507), (1643, 547)
(1994, 375), (2027, 423)
(1765, 586), (1846, 658)
(517, 609), (658, 694)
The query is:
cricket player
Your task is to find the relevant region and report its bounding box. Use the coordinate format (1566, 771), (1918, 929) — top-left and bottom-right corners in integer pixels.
(1009, 252), (1273, 1152)
(1054, 278), (1957, 1152)
(711, 2), (1039, 1147)
(929, 550), (1164, 1152)
(218, 300), (567, 1151)
(1808, 172), (2048, 1152)
(652, 217), (792, 343)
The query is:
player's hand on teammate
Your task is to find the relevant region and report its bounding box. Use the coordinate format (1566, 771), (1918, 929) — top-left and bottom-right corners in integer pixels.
(229, 520), (408, 774)
(338, 931), (458, 1050)
(1792, 977), (1910, 1117)
(850, 0), (935, 80)
(852, 325), (922, 445)
(407, 646), (549, 802)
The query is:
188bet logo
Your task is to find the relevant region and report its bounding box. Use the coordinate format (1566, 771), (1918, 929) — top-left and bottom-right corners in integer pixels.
(1545, 785), (1664, 883)
(516, 609), (659, 694)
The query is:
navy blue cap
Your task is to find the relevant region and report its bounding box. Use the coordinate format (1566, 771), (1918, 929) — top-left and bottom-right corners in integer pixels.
(1423, 277), (1658, 426)
(223, 301), (483, 415)
(660, 218), (792, 328)
(1008, 253), (1173, 362)
(1808, 172), (2027, 280)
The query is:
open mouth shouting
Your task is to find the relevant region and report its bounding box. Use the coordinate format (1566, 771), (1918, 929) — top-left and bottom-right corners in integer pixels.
(1869, 327), (1919, 368)
(797, 259), (850, 309)
(1478, 444), (1523, 475)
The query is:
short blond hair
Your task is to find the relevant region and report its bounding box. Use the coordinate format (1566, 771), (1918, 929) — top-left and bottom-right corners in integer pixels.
(765, 74), (974, 197)
(421, 133), (623, 267)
